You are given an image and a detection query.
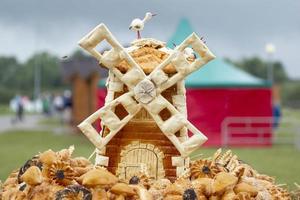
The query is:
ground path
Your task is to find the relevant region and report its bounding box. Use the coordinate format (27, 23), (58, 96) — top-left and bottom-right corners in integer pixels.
(0, 114), (71, 134)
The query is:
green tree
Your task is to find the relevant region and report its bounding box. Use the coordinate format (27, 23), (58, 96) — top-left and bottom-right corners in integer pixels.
(23, 52), (63, 91)
(0, 56), (21, 103)
(0, 56), (20, 85)
(281, 80), (300, 107)
(229, 57), (289, 84)
(0, 52), (66, 104)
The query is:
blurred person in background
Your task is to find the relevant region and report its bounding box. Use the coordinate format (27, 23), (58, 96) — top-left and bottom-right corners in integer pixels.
(63, 90), (72, 124)
(42, 94), (51, 116)
(53, 93), (64, 123)
(11, 95), (24, 123)
(273, 102), (282, 129)
(42, 93), (56, 117)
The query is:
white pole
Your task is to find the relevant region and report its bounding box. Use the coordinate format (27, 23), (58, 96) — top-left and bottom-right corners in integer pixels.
(34, 24), (41, 102)
(265, 43), (276, 84)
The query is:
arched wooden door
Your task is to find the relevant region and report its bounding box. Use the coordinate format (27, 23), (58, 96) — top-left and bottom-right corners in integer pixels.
(116, 142), (165, 180)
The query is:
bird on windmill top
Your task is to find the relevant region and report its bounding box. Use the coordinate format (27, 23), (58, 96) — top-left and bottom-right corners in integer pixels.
(129, 12), (157, 39)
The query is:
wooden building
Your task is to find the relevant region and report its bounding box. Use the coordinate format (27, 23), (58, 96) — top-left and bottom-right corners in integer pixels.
(61, 55), (108, 125)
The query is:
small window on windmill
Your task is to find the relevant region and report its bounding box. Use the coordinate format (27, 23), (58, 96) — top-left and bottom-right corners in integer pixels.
(159, 108), (172, 121)
(114, 103), (129, 120)
(161, 85), (177, 104)
(94, 39), (111, 55)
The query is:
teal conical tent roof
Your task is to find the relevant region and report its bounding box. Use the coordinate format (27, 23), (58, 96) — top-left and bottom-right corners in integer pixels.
(167, 18), (194, 48)
(185, 58), (268, 87)
(168, 18), (268, 88)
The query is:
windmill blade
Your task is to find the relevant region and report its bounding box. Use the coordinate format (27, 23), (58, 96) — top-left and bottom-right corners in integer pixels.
(78, 23), (146, 90)
(148, 32), (215, 94)
(143, 95), (207, 157)
(78, 91), (142, 150)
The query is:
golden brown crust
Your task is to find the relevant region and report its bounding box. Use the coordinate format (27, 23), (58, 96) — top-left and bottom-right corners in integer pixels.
(1, 148), (294, 200)
(39, 149), (57, 166)
(115, 46), (177, 74)
(110, 182), (136, 196)
(21, 166), (43, 186)
(234, 182), (258, 197)
(82, 168), (118, 188)
(213, 172), (238, 196)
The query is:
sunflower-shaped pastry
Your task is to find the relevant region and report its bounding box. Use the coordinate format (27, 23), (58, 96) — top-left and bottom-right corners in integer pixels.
(190, 159), (221, 179)
(55, 185), (92, 200)
(44, 161), (75, 186)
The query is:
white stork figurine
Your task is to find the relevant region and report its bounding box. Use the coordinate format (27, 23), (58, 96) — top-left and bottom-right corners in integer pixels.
(129, 12), (157, 39)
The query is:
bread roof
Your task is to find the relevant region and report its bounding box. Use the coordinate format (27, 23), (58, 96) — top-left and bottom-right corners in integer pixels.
(114, 38), (177, 74)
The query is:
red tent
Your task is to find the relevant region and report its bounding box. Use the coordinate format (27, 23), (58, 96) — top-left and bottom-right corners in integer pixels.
(184, 58), (273, 146)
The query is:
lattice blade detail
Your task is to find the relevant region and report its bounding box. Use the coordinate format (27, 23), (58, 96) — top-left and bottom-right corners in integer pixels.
(78, 23), (146, 90)
(144, 95), (207, 157)
(78, 92), (142, 150)
(149, 33), (215, 94)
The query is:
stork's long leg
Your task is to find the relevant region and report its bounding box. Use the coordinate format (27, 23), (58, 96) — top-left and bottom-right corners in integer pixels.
(137, 30), (141, 39)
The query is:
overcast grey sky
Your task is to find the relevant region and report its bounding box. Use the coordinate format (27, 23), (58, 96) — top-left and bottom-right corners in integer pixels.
(0, 0), (299, 78)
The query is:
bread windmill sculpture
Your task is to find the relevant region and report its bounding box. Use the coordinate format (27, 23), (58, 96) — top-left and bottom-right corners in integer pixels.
(77, 17), (215, 181)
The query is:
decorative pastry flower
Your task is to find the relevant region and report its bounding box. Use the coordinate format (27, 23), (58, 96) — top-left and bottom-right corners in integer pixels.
(55, 185), (92, 200)
(45, 161), (75, 186)
(134, 79), (156, 104)
(190, 159), (220, 179)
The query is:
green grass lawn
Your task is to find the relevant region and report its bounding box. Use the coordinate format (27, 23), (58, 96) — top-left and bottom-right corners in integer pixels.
(0, 130), (299, 190)
(0, 130), (94, 181)
(0, 104), (13, 115)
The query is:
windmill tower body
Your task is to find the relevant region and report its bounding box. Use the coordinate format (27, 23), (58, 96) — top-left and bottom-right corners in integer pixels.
(77, 24), (215, 182)
(103, 39), (189, 181)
